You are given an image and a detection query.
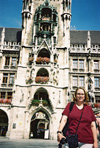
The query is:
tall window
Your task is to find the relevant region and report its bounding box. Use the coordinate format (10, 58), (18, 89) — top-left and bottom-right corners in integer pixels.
(5, 57), (10, 66)
(79, 77), (84, 87)
(73, 76), (78, 86)
(9, 74), (15, 84)
(0, 92), (5, 99)
(11, 57), (17, 67)
(95, 96), (100, 103)
(94, 60), (99, 70)
(3, 73), (8, 83)
(94, 77), (99, 87)
(7, 92), (12, 99)
(73, 60), (78, 69)
(79, 60), (84, 69)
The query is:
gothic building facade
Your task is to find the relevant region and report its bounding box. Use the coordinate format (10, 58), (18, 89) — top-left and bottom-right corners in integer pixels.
(0, 0), (100, 140)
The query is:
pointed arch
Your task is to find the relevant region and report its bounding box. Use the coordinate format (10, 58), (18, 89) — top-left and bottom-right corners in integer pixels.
(36, 68), (49, 77)
(39, 40), (50, 52)
(36, 47), (50, 64)
(31, 106), (51, 120)
(0, 109), (8, 136)
(38, 48), (50, 58)
(29, 106), (51, 139)
(33, 87), (49, 101)
(29, 87), (54, 112)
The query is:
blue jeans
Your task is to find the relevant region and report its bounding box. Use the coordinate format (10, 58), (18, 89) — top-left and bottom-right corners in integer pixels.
(64, 142), (93, 148)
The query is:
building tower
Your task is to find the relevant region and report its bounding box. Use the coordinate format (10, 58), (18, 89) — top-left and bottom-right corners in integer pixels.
(8, 0), (72, 139)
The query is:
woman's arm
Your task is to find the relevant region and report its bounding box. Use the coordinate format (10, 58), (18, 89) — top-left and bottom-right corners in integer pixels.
(57, 115), (68, 142)
(91, 121), (98, 148)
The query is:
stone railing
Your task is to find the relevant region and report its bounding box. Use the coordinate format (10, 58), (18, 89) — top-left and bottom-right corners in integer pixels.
(36, 57), (50, 64)
(70, 47), (88, 53)
(42, 17), (51, 21)
(2, 45), (20, 50)
(70, 47), (100, 54)
(35, 76), (49, 84)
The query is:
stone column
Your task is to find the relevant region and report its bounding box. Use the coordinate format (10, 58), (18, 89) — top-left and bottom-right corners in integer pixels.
(87, 31), (91, 49)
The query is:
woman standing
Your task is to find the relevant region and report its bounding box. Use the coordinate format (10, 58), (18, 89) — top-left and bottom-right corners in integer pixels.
(57, 87), (98, 148)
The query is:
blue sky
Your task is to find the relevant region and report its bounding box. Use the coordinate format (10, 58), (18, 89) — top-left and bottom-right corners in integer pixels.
(0, 0), (100, 30)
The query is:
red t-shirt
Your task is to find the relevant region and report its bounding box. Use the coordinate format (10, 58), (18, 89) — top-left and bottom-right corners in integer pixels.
(62, 102), (96, 144)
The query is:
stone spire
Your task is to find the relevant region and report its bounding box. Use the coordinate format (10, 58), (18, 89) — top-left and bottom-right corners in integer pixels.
(87, 31), (91, 49)
(61, 0), (72, 47)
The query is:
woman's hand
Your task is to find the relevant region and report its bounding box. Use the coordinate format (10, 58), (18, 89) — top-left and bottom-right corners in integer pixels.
(57, 133), (66, 142)
(57, 115), (68, 142)
(93, 141), (98, 148)
(91, 121), (98, 148)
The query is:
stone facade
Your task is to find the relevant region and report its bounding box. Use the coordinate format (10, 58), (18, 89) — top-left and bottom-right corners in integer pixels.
(0, 0), (100, 140)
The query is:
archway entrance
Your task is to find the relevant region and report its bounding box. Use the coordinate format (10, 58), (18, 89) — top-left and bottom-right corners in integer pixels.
(0, 110), (8, 136)
(30, 111), (49, 139)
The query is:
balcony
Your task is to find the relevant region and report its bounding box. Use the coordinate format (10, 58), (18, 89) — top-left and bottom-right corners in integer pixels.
(36, 30), (54, 37)
(42, 17), (51, 21)
(35, 76), (49, 84)
(0, 99), (12, 104)
(36, 57), (50, 64)
(30, 99), (49, 106)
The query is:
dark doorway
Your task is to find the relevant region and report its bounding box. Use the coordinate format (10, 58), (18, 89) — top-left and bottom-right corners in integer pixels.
(30, 119), (45, 139)
(30, 111), (49, 139)
(0, 110), (8, 136)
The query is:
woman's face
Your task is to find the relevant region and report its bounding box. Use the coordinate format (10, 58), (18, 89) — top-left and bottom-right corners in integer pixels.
(76, 89), (85, 102)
